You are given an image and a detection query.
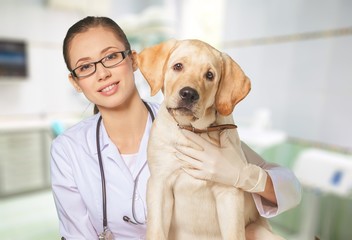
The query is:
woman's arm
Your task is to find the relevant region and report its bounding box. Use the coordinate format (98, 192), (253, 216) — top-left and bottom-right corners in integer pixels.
(51, 138), (98, 239)
(241, 142), (302, 217)
(260, 175), (277, 204)
(175, 130), (302, 217)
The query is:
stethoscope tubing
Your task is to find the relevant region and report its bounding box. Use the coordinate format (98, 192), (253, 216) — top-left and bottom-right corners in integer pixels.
(96, 116), (108, 228)
(96, 101), (154, 230)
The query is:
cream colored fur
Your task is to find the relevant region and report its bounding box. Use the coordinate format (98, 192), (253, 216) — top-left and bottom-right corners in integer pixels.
(137, 39), (283, 240)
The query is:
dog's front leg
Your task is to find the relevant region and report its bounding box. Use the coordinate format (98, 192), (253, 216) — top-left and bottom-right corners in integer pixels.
(146, 176), (174, 240)
(213, 186), (246, 240)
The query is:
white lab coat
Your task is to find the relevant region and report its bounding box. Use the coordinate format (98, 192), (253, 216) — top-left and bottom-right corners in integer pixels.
(51, 101), (301, 240)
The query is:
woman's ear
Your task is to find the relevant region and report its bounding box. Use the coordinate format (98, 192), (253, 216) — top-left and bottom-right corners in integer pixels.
(68, 74), (82, 92)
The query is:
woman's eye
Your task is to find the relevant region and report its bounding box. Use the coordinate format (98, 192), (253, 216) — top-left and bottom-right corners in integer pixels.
(80, 64), (93, 72)
(205, 71), (214, 80)
(106, 52), (118, 60)
(173, 63), (183, 71)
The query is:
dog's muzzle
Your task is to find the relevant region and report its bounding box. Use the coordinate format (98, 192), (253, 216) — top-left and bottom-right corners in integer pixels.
(167, 87), (199, 117)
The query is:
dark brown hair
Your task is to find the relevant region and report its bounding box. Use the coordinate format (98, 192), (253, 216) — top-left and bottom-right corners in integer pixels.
(63, 16), (130, 71)
(63, 16), (131, 114)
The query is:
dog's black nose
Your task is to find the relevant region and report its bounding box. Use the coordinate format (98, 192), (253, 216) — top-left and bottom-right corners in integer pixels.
(179, 87), (199, 103)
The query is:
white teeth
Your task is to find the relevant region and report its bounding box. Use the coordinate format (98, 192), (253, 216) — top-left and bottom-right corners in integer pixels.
(101, 83), (117, 92)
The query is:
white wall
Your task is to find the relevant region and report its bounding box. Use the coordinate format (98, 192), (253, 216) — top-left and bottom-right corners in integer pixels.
(0, 1), (165, 117)
(221, 0), (352, 149)
(1, 0), (351, 150)
(0, 2), (88, 116)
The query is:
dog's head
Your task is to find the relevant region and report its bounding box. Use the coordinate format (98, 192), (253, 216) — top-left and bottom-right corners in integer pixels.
(137, 39), (251, 128)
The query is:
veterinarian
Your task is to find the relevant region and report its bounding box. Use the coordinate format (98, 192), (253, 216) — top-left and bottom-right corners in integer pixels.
(51, 16), (301, 240)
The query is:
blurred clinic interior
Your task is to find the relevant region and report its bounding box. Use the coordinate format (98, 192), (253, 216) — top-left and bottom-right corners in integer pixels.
(1, 0), (352, 239)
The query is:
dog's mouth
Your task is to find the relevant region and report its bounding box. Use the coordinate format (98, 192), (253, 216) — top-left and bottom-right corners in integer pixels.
(167, 107), (193, 115)
(167, 106), (199, 122)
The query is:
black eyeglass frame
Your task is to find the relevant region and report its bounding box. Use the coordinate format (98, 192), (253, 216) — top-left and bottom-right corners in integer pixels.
(70, 49), (131, 79)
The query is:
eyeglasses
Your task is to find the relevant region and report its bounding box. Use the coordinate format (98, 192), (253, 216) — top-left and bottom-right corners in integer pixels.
(71, 50), (131, 78)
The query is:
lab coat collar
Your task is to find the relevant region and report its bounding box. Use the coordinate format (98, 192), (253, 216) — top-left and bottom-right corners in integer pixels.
(90, 114), (109, 155)
(92, 115), (133, 181)
(91, 112), (152, 181)
(90, 101), (157, 156)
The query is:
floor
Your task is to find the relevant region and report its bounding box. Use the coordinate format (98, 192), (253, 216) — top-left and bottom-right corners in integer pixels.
(2, 141), (350, 239)
(0, 189), (295, 240)
(0, 190), (60, 240)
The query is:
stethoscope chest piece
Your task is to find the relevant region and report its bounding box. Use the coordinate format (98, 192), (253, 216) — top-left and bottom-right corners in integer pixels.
(98, 227), (114, 240)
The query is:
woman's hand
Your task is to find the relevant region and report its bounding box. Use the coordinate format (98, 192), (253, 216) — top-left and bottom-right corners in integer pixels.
(175, 129), (268, 193)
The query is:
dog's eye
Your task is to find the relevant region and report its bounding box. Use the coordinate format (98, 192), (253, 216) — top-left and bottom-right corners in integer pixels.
(205, 71), (214, 81)
(173, 63), (183, 71)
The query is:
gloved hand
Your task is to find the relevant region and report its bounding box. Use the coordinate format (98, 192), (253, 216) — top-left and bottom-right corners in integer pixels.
(175, 129), (268, 193)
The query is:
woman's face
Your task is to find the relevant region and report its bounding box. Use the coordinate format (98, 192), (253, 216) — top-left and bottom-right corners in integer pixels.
(68, 26), (138, 111)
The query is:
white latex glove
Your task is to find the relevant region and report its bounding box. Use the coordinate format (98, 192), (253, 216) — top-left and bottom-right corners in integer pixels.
(175, 129), (268, 193)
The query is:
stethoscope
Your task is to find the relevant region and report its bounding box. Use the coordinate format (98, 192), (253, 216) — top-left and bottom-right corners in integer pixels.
(97, 101), (155, 240)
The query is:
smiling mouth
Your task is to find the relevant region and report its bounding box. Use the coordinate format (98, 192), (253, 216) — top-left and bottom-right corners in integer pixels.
(99, 82), (119, 92)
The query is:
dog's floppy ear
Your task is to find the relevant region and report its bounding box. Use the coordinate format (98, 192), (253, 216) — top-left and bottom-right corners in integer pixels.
(137, 39), (178, 96)
(215, 53), (251, 115)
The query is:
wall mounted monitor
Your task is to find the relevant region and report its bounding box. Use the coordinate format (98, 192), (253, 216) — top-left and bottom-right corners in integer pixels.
(0, 39), (28, 81)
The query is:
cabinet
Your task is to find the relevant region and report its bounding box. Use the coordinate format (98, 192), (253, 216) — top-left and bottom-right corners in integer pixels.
(0, 128), (51, 197)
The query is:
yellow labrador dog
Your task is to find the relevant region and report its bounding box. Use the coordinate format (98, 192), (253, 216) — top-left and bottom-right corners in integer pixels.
(137, 39), (282, 240)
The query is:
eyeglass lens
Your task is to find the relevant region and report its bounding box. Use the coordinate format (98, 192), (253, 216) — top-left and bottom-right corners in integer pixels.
(73, 50), (129, 78)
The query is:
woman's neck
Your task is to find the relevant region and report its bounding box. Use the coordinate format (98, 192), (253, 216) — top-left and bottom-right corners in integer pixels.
(100, 96), (149, 154)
